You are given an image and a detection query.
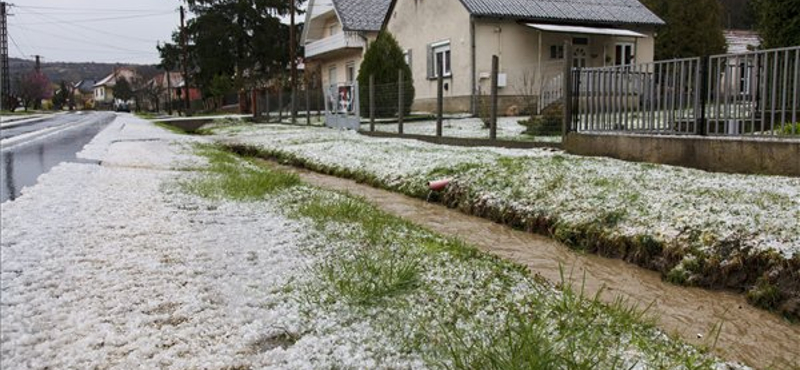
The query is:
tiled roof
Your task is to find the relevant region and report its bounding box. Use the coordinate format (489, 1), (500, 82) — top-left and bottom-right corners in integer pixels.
(334, 0), (393, 31)
(458, 0), (664, 26)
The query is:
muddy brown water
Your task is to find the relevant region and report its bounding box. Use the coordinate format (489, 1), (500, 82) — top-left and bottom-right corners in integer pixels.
(263, 161), (800, 369)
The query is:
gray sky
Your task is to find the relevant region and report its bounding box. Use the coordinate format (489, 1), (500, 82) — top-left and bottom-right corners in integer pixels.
(7, 0), (184, 65)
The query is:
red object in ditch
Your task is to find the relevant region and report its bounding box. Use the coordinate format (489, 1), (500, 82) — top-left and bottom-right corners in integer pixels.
(427, 179), (451, 191)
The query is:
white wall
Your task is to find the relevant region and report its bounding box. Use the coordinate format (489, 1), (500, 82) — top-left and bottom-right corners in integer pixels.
(385, 0), (473, 100)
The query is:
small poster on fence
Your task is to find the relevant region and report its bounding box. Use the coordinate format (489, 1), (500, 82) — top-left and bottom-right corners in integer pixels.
(337, 85), (353, 113)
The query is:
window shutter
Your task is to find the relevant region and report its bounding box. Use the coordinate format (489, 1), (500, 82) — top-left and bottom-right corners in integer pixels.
(427, 44), (433, 79)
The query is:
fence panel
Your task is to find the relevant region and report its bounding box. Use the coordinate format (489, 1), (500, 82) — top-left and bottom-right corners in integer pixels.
(571, 45), (799, 139)
(706, 46), (799, 136)
(573, 57), (701, 135)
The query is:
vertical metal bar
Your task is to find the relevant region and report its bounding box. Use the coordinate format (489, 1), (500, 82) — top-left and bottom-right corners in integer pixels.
(306, 84), (311, 125)
(587, 70), (592, 131)
(760, 51), (768, 134)
(715, 57), (723, 134)
(669, 61), (678, 131)
(398, 69), (404, 134)
(750, 53), (756, 134)
(655, 63), (661, 133)
(600, 70), (605, 130)
(693, 58), (702, 134)
(679, 60), (686, 132)
(661, 61), (667, 133)
(780, 49), (789, 133)
(563, 43), (573, 135)
(723, 57), (731, 135)
(637, 64), (643, 131)
(623, 65), (629, 130)
(369, 74), (375, 132)
(440, 59), (447, 138)
(793, 48), (799, 135)
(594, 70), (599, 130)
(770, 50), (778, 135)
(616, 67), (621, 129)
(608, 69), (613, 131)
(733, 56), (740, 134)
(490, 55), (496, 140)
(278, 86), (283, 123)
(648, 63), (655, 131)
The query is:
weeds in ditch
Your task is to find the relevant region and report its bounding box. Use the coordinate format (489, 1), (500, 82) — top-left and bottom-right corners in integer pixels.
(184, 144), (300, 200)
(318, 246), (421, 306)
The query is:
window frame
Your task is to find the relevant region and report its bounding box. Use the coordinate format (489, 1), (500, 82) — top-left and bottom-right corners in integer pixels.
(345, 61), (355, 83)
(433, 42), (451, 78)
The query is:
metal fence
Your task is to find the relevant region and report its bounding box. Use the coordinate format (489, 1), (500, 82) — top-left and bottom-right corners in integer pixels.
(253, 83), (327, 125)
(571, 45), (799, 138)
(706, 46), (799, 136)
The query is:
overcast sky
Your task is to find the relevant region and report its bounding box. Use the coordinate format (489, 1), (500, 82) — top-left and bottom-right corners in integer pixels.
(7, 0), (185, 65)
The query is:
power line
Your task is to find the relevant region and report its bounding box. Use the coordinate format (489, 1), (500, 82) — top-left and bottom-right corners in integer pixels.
(14, 5), (176, 13)
(11, 23), (158, 55)
(12, 44), (157, 56)
(12, 11), (175, 25)
(7, 32), (25, 57)
(10, 10), (167, 44)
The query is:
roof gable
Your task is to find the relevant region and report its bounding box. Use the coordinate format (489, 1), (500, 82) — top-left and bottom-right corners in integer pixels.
(334, 0), (392, 31)
(458, 0), (664, 26)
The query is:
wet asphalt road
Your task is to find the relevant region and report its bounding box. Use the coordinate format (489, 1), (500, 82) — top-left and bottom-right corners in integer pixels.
(1, 111), (116, 203)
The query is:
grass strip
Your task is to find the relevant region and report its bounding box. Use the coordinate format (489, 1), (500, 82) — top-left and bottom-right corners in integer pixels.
(216, 138), (799, 321)
(180, 144), (744, 369)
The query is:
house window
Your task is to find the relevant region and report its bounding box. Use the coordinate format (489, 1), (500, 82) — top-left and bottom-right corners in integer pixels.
(328, 66), (337, 85)
(427, 41), (451, 78)
(346, 62), (355, 83)
(328, 24), (339, 37)
(615, 43), (635, 66)
(550, 45), (564, 59)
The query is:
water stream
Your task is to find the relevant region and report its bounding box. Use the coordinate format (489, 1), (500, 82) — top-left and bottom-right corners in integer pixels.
(264, 161), (800, 369)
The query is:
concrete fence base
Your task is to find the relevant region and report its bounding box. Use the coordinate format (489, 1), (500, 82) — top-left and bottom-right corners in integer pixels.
(564, 132), (800, 177)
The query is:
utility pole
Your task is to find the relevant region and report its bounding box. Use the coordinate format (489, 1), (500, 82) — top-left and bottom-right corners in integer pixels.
(290, 0), (297, 123)
(180, 5), (191, 116)
(1, 1), (11, 111)
(34, 55), (41, 73)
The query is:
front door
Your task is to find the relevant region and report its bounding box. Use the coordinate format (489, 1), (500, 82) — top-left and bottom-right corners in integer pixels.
(573, 47), (587, 68)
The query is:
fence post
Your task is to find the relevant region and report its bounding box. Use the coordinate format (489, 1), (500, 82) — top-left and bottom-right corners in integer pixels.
(697, 56), (709, 136)
(278, 86), (283, 123)
(369, 74), (375, 132)
(398, 69), (404, 134)
(251, 89), (259, 120)
(490, 55), (499, 140)
(264, 89), (270, 122)
(305, 82), (311, 125)
(563, 41), (573, 137)
(291, 84), (297, 124)
(437, 66), (443, 137)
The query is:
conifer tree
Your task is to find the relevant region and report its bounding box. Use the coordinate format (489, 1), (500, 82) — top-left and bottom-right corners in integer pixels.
(752, 0), (800, 48)
(642, 0), (727, 59)
(357, 31), (414, 118)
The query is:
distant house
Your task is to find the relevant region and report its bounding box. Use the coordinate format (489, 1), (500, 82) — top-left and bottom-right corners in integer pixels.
(93, 67), (138, 108)
(144, 71), (181, 111)
(301, 0), (393, 88)
(72, 79), (95, 108)
(724, 30), (760, 54)
(383, 0), (664, 113)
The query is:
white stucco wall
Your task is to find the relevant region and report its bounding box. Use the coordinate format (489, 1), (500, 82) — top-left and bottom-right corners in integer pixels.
(385, 0), (473, 100)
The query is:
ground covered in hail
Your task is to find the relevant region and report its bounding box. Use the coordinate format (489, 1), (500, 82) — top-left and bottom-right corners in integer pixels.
(209, 122), (800, 319)
(0, 116), (753, 369)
